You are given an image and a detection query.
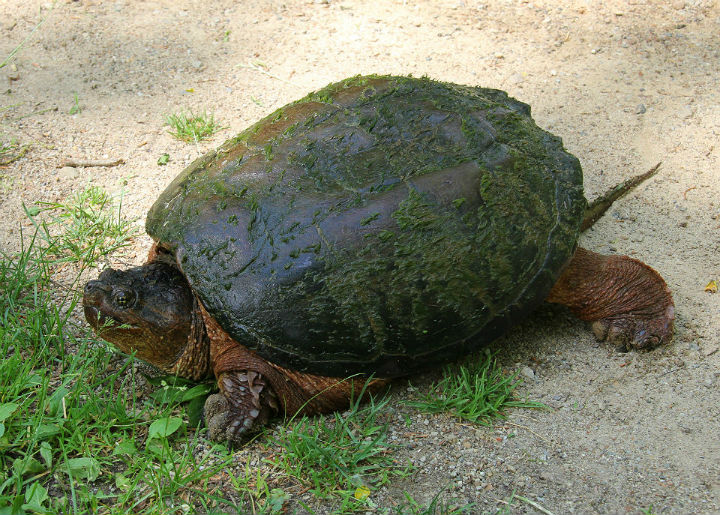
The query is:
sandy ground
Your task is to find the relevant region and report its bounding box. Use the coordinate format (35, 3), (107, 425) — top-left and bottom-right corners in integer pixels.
(1, 0), (719, 513)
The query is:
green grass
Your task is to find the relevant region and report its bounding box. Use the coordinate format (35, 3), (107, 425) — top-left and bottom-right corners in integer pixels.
(0, 184), (545, 514)
(25, 185), (137, 268)
(224, 464), (292, 515)
(69, 93), (81, 115)
(406, 350), (545, 425)
(0, 139), (29, 166)
(0, 190), (234, 514)
(165, 110), (223, 143)
(269, 387), (411, 512)
(0, 4), (52, 71)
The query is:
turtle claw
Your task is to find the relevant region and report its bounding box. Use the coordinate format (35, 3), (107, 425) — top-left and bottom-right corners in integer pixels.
(203, 371), (278, 445)
(203, 392), (262, 445)
(591, 304), (674, 352)
(204, 392), (229, 419)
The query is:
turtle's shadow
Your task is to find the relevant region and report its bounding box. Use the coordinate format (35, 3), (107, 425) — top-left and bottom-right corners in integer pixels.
(387, 302), (591, 396)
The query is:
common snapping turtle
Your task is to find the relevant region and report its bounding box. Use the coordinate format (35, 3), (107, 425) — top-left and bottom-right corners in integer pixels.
(83, 75), (674, 443)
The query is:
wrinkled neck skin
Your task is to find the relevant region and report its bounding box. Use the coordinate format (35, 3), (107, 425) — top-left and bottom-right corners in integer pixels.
(168, 296), (211, 381)
(104, 300), (211, 381)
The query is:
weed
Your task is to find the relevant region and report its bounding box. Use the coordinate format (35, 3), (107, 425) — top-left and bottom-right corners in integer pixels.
(226, 464), (291, 514)
(69, 92), (81, 115)
(393, 488), (476, 514)
(0, 173), (14, 193)
(0, 4), (53, 71)
(406, 350), (545, 425)
(0, 232), (121, 513)
(165, 110), (223, 143)
(269, 385), (410, 510)
(0, 216), (229, 514)
(511, 494), (556, 515)
(0, 138), (30, 166)
(25, 185), (138, 268)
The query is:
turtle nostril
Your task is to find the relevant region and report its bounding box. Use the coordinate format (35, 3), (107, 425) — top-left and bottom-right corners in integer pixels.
(84, 280), (108, 296)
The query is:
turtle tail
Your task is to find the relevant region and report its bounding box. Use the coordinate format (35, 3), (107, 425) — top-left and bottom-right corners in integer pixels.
(581, 162), (661, 232)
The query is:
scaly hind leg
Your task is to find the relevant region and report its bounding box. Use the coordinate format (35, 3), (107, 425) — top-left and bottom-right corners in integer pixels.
(546, 247), (674, 351)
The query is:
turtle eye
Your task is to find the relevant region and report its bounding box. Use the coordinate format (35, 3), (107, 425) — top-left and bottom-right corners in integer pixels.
(113, 289), (135, 308)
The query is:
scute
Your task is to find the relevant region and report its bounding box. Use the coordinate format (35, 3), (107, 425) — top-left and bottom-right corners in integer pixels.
(146, 75), (585, 378)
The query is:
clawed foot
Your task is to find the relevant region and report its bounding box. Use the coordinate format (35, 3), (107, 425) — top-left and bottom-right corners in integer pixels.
(204, 393), (232, 442)
(591, 303), (675, 352)
(203, 370), (278, 445)
(203, 393), (259, 444)
(547, 248), (675, 352)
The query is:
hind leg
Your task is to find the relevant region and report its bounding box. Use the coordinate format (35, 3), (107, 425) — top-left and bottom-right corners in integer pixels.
(546, 247), (674, 351)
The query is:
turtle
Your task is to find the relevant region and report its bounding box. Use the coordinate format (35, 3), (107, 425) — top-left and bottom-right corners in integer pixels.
(83, 75), (675, 444)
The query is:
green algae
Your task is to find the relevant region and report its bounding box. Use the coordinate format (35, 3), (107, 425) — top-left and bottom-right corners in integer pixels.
(144, 75), (584, 377)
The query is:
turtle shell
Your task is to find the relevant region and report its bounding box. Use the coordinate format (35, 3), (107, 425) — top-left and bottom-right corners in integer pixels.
(147, 75), (585, 378)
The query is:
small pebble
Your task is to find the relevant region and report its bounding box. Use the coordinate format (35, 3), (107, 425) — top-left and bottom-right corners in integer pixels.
(58, 166), (79, 180)
(520, 366), (536, 380)
(508, 73), (524, 84)
(635, 104), (646, 114)
(7, 63), (19, 81)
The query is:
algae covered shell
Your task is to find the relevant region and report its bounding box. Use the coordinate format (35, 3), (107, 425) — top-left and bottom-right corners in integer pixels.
(146, 75), (585, 378)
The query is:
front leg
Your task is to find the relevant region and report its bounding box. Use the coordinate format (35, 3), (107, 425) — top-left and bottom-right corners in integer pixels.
(203, 370), (278, 444)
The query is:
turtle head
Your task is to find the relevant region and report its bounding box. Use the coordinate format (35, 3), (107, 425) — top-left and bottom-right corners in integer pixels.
(83, 261), (198, 372)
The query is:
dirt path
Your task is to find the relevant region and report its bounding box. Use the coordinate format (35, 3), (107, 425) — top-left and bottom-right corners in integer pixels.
(1, 0), (718, 513)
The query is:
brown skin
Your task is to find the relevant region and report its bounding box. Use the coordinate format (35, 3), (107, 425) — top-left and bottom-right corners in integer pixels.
(200, 302), (386, 441)
(546, 248), (674, 351)
(83, 261), (209, 378)
(83, 246), (674, 445)
(84, 253), (385, 443)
